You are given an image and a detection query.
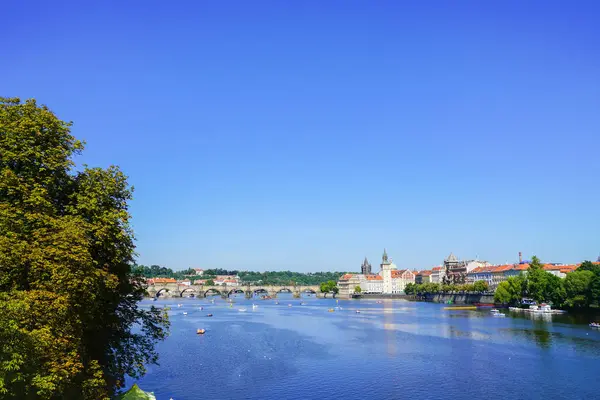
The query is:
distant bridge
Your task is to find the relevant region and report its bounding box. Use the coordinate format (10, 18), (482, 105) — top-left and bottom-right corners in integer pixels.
(146, 283), (329, 298)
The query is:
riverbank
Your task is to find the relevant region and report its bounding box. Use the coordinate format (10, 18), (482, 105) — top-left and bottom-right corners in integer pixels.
(351, 293), (496, 304)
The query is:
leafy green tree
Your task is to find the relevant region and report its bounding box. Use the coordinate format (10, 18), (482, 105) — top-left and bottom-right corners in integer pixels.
(526, 256), (550, 303)
(546, 273), (566, 307)
(494, 282), (513, 304)
(0, 98), (169, 399)
(205, 279), (215, 286)
(473, 280), (489, 293)
(354, 286), (362, 293)
(564, 270), (595, 307)
(404, 283), (415, 295)
(589, 275), (600, 306)
(578, 260), (600, 275)
(320, 280), (338, 294)
(494, 277), (524, 305)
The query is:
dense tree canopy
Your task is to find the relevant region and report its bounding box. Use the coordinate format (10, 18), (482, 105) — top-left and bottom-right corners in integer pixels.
(0, 98), (169, 399)
(320, 280), (339, 294)
(133, 265), (346, 286)
(494, 257), (600, 308)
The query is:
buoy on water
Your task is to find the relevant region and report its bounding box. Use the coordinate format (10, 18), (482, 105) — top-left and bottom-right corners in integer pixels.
(196, 329), (206, 335)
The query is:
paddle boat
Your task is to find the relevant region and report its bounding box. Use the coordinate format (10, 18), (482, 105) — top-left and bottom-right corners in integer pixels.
(590, 322), (600, 329)
(196, 329), (206, 335)
(490, 309), (505, 317)
(206, 313), (213, 317)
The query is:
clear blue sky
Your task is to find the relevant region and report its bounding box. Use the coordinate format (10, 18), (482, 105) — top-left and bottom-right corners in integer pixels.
(4, 1), (599, 271)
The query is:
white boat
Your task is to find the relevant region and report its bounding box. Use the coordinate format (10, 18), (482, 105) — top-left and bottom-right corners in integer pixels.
(238, 308), (247, 312)
(177, 304), (183, 308)
(252, 304), (258, 309)
(355, 310), (361, 314)
(287, 304), (292, 307)
(590, 323), (600, 329)
(183, 312), (188, 315)
(491, 309), (505, 317)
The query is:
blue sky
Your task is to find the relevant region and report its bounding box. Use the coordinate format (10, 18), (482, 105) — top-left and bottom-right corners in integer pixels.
(4, 1), (599, 271)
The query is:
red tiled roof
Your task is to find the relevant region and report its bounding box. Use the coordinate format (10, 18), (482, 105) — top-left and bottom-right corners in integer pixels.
(340, 274), (354, 280)
(432, 266), (442, 271)
(153, 278), (177, 283)
(366, 275), (383, 281)
(391, 269), (415, 278)
(420, 270), (433, 276)
(492, 265), (513, 273)
(512, 263), (529, 271)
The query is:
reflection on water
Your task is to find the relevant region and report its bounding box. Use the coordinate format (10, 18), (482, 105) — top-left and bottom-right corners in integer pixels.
(382, 301), (396, 356)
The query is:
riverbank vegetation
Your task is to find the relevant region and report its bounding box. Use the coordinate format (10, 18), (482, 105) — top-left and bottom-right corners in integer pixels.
(404, 280), (489, 295)
(494, 257), (600, 308)
(0, 98), (169, 399)
(133, 265), (346, 286)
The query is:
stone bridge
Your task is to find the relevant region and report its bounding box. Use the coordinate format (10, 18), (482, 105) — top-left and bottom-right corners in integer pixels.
(146, 283), (326, 299)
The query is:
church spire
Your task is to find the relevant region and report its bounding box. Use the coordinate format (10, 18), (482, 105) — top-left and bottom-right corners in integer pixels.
(382, 248), (389, 264)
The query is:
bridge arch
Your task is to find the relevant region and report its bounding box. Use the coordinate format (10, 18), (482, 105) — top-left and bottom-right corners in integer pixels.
(180, 287), (197, 297)
(276, 287), (293, 293)
(227, 289), (246, 297)
(155, 288), (169, 297)
(204, 288), (221, 297)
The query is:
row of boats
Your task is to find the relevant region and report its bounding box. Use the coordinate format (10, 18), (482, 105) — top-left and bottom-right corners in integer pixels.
(508, 304), (566, 314)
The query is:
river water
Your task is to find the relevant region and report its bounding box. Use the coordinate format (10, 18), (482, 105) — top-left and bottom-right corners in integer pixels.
(132, 295), (600, 399)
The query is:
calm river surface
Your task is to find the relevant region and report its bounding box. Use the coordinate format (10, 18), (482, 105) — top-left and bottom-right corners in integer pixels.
(132, 295), (600, 400)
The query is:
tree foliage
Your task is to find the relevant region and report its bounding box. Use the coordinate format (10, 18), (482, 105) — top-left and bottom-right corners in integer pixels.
(354, 286), (362, 293)
(0, 98), (169, 399)
(320, 280), (339, 294)
(134, 265), (347, 286)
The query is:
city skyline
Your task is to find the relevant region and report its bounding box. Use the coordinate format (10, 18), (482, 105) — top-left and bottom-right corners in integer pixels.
(4, 1), (600, 271)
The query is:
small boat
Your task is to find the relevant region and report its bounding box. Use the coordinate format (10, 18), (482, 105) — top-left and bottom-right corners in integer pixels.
(475, 303), (494, 308)
(287, 304), (292, 307)
(376, 301), (383, 304)
(252, 304), (258, 309)
(199, 307), (204, 310)
(355, 310), (361, 314)
(275, 302), (279, 305)
(196, 329), (206, 334)
(300, 302), (307, 305)
(206, 314), (213, 317)
(590, 322), (600, 329)
(238, 308), (247, 312)
(177, 304), (183, 308)
(328, 309), (334, 312)
(491, 309), (505, 317)
(183, 312), (188, 315)
(444, 306), (477, 310)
